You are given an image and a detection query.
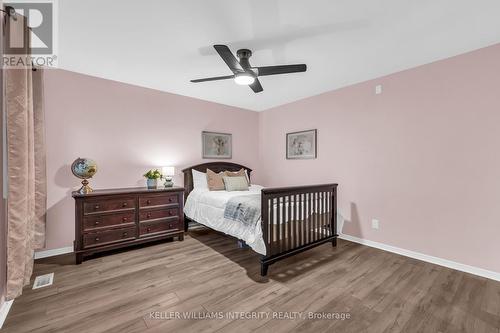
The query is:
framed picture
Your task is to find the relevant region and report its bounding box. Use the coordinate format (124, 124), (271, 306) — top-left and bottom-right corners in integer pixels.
(202, 131), (232, 159)
(286, 129), (317, 159)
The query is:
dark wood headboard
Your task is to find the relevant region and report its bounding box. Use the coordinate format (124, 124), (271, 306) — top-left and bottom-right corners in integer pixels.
(181, 162), (252, 199)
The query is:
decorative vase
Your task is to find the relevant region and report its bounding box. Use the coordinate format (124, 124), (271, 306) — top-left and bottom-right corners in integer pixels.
(146, 178), (158, 189)
(164, 176), (174, 188)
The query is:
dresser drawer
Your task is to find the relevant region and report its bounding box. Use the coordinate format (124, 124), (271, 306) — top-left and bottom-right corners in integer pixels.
(139, 194), (178, 209)
(139, 208), (178, 221)
(83, 211), (135, 231)
(139, 218), (179, 236)
(83, 227), (136, 248)
(83, 197), (135, 215)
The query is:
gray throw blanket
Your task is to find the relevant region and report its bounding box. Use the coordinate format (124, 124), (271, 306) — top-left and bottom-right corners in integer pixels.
(224, 194), (261, 227)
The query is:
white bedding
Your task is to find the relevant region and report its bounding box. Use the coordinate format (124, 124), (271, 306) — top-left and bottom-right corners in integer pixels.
(184, 185), (267, 255)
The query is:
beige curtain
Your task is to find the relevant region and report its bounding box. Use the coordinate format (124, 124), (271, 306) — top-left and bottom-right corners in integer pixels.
(2, 12), (47, 300)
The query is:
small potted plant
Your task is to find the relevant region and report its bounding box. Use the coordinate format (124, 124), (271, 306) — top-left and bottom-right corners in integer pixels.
(143, 169), (162, 189)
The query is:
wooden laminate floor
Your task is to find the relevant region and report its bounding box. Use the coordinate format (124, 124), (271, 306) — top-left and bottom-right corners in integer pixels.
(3, 228), (500, 333)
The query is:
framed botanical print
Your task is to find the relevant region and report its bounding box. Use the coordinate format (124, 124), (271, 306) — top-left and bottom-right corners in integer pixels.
(202, 131), (232, 159)
(286, 129), (317, 159)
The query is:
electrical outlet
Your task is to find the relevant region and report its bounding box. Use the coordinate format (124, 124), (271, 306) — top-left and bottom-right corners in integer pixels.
(375, 84), (382, 95)
(371, 219), (380, 230)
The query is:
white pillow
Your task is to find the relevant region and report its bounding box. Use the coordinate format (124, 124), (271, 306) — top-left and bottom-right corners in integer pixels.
(192, 169), (208, 189)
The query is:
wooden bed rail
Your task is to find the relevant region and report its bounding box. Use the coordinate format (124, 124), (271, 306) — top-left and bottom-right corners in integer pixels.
(260, 183), (338, 276)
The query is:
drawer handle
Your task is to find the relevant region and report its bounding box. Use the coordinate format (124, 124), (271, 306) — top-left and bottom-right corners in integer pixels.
(168, 223), (173, 228)
(122, 202), (128, 207)
(94, 204), (100, 210)
(146, 199), (151, 205)
(147, 213), (152, 218)
(168, 211), (173, 216)
(168, 198), (173, 202)
(95, 220), (100, 225)
(123, 232), (128, 237)
(147, 227), (151, 232)
(122, 217), (128, 222)
(95, 237), (100, 241)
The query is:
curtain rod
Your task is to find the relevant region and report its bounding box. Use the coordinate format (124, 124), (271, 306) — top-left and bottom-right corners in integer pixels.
(1, 6), (17, 21)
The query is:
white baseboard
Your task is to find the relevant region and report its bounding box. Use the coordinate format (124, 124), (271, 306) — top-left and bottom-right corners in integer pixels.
(339, 234), (500, 282)
(0, 300), (13, 329)
(34, 246), (73, 259)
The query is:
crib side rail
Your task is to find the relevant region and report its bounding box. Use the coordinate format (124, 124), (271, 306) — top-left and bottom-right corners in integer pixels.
(260, 183), (338, 275)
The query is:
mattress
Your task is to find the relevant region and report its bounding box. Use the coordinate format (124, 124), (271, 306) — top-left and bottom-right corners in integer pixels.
(184, 185), (267, 255)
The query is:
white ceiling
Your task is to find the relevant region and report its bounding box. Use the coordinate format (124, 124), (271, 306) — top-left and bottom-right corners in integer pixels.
(58, 0), (500, 111)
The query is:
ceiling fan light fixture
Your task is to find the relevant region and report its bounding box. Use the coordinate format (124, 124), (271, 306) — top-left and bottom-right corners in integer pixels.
(234, 72), (255, 85)
(190, 45), (307, 93)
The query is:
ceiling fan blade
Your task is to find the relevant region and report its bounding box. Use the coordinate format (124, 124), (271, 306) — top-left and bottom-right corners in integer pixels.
(256, 64), (307, 77)
(249, 78), (263, 93)
(214, 45), (243, 74)
(190, 75), (234, 83)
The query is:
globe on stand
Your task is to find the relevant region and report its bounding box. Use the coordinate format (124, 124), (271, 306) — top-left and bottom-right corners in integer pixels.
(71, 158), (98, 194)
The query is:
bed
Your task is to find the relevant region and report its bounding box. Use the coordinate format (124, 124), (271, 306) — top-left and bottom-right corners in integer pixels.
(182, 162), (338, 276)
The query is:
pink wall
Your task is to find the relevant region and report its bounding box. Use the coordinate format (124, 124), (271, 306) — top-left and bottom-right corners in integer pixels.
(43, 70), (260, 250)
(259, 43), (500, 273)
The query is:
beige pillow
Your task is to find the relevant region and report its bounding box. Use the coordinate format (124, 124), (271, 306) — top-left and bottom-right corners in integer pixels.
(223, 176), (249, 191)
(224, 168), (249, 185)
(206, 169), (225, 191)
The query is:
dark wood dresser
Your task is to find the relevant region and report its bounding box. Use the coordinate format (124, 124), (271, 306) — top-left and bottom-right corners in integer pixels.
(72, 186), (184, 264)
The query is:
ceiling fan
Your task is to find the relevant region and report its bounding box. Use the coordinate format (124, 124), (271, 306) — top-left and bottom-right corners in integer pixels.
(190, 45), (307, 93)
